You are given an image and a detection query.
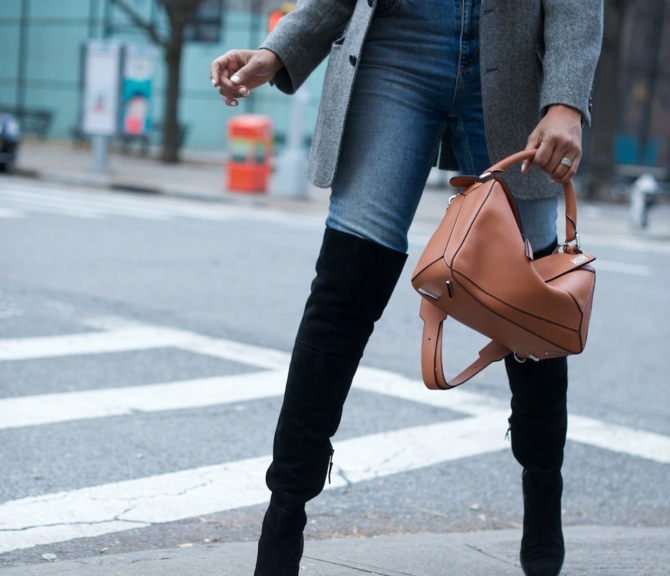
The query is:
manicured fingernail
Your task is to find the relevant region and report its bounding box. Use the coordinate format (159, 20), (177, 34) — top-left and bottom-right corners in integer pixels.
(211, 78), (216, 86)
(238, 87), (248, 95)
(230, 100), (238, 107)
(231, 74), (241, 84)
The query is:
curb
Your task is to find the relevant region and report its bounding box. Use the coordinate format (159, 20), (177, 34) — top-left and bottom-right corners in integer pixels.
(11, 167), (329, 212)
(1, 526), (668, 576)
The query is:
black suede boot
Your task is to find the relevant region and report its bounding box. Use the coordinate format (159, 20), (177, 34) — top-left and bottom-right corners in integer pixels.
(506, 354), (567, 576)
(253, 228), (407, 576)
(253, 493), (306, 576)
(505, 240), (567, 576)
(520, 468), (565, 576)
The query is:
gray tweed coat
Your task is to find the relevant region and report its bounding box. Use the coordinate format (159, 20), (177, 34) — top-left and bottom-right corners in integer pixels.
(261, 0), (603, 200)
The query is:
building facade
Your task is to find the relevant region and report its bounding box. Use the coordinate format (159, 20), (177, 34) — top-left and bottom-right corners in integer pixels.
(0, 0), (325, 153)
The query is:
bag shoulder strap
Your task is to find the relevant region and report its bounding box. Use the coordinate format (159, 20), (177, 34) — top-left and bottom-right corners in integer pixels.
(419, 299), (510, 390)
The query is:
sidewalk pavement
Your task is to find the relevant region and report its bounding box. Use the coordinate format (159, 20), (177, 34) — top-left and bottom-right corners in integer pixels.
(13, 139), (333, 213)
(6, 141), (670, 574)
(3, 526), (668, 575)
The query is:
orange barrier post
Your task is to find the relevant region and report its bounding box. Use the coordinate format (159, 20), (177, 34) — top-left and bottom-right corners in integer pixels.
(226, 114), (273, 193)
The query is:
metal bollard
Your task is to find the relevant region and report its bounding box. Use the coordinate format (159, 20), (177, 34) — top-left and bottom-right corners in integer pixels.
(629, 174), (659, 230)
(271, 87), (309, 199)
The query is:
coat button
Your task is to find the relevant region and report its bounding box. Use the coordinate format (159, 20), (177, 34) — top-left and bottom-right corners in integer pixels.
(349, 54), (357, 66)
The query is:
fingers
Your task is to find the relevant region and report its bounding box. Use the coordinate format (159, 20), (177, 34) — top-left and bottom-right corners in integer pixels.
(210, 49), (283, 107)
(551, 153), (580, 184)
(522, 105), (583, 183)
(521, 137), (539, 174)
(209, 51), (252, 107)
(535, 138), (581, 184)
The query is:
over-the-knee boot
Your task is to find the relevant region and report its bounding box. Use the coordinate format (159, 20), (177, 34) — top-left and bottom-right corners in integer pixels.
(506, 352), (568, 576)
(253, 228), (407, 576)
(505, 239), (568, 576)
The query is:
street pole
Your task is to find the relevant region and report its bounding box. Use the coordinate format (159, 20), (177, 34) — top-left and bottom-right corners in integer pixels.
(271, 86), (309, 199)
(91, 135), (110, 173)
(246, 0), (263, 115)
(16, 0), (30, 115)
(89, 0), (112, 175)
(636, 0), (665, 166)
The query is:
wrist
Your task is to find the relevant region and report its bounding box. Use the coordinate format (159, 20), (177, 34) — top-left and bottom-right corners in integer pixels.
(259, 48), (284, 72)
(545, 104), (583, 123)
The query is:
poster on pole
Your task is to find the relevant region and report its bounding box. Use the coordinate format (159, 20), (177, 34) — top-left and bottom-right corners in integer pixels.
(121, 44), (157, 135)
(82, 41), (121, 136)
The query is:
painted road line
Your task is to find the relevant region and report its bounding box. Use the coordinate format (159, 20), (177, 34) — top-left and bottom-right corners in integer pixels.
(569, 415), (670, 465)
(0, 411), (509, 553)
(2, 183), (226, 221)
(0, 364), (498, 431)
(593, 260), (650, 276)
(355, 367), (670, 465)
(3, 183), (325, 227)
(0, 188), (172, 221)
(0, 371), (287, 430)
(354, 366), (508, 416)
(0, 328), (190, 362)
(2, 352), (668, 468)
(0, 325), (290, 369)
(4, 318), (668, 467)
(0, 195), (103, 219)
(83, 316), (292, 369)
(175, 335), (291, 370)
(0, 207), (24, 218)
(0, 365), (481, 431)
(581, 234), (670, 255)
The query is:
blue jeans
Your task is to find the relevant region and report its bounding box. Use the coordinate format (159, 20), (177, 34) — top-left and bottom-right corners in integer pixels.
(326, 0), (557, 253)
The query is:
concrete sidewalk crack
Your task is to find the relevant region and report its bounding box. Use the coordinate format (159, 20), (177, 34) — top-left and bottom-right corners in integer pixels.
(303, 556), (415, 576)
(0, 517), (148, 533)
(335, 467), (354, 488)
(463, 543), (517, 567)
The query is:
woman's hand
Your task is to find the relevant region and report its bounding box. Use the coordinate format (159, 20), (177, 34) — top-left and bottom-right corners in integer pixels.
(210, 49), (284, 107)
(522, 104), (583, 184)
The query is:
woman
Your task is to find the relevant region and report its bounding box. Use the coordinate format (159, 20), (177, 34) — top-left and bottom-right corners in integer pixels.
(211, 1), (603, 575)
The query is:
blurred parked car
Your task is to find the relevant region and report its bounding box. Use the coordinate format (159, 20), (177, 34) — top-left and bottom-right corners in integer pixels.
(0, 112), (21, 172)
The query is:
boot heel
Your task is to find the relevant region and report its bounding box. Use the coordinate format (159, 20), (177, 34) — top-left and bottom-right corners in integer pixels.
(254, 497), (306, 576)
(520, 469), (565, 576)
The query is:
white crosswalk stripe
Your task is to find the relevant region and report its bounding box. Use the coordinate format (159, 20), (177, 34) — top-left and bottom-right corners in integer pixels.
(0, 182), (324, 230)
(0, 207), (24, 218)
(3, 336), (669, 462)
(0, 413), (513, 553)
(0, 192), (104, 218)
(0, 371), (288, 430)
(587, 259), (650, 276)
(0, 300), (668, 549)
(0, 188), (172, 220)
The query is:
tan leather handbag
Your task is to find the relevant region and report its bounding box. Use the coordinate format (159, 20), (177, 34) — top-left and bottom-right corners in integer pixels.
(411, 150), (596, 390)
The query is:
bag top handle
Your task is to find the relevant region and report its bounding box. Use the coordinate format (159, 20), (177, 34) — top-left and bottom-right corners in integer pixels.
(486, 149), (578, 248)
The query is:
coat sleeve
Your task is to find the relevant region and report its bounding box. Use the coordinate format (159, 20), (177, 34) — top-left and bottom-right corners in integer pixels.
(540, 0), (603, 125)
(260, 0), (357, 95)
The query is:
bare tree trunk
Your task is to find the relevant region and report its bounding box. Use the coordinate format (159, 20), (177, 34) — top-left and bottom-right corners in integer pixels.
(108, 0), (210, 164)
(583, 0), (636, 200)
(162, 39), (183, 164)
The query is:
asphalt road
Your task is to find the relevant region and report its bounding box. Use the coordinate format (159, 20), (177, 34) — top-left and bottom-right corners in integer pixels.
(0, 175), (668, 568)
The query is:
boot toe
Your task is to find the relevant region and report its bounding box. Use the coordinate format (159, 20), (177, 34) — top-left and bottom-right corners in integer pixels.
(520, 553), (565, 576)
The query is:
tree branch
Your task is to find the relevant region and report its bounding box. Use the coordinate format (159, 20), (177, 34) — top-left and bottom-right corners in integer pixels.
(160, 0), (207, 33)
(109, 0), (168, 47)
